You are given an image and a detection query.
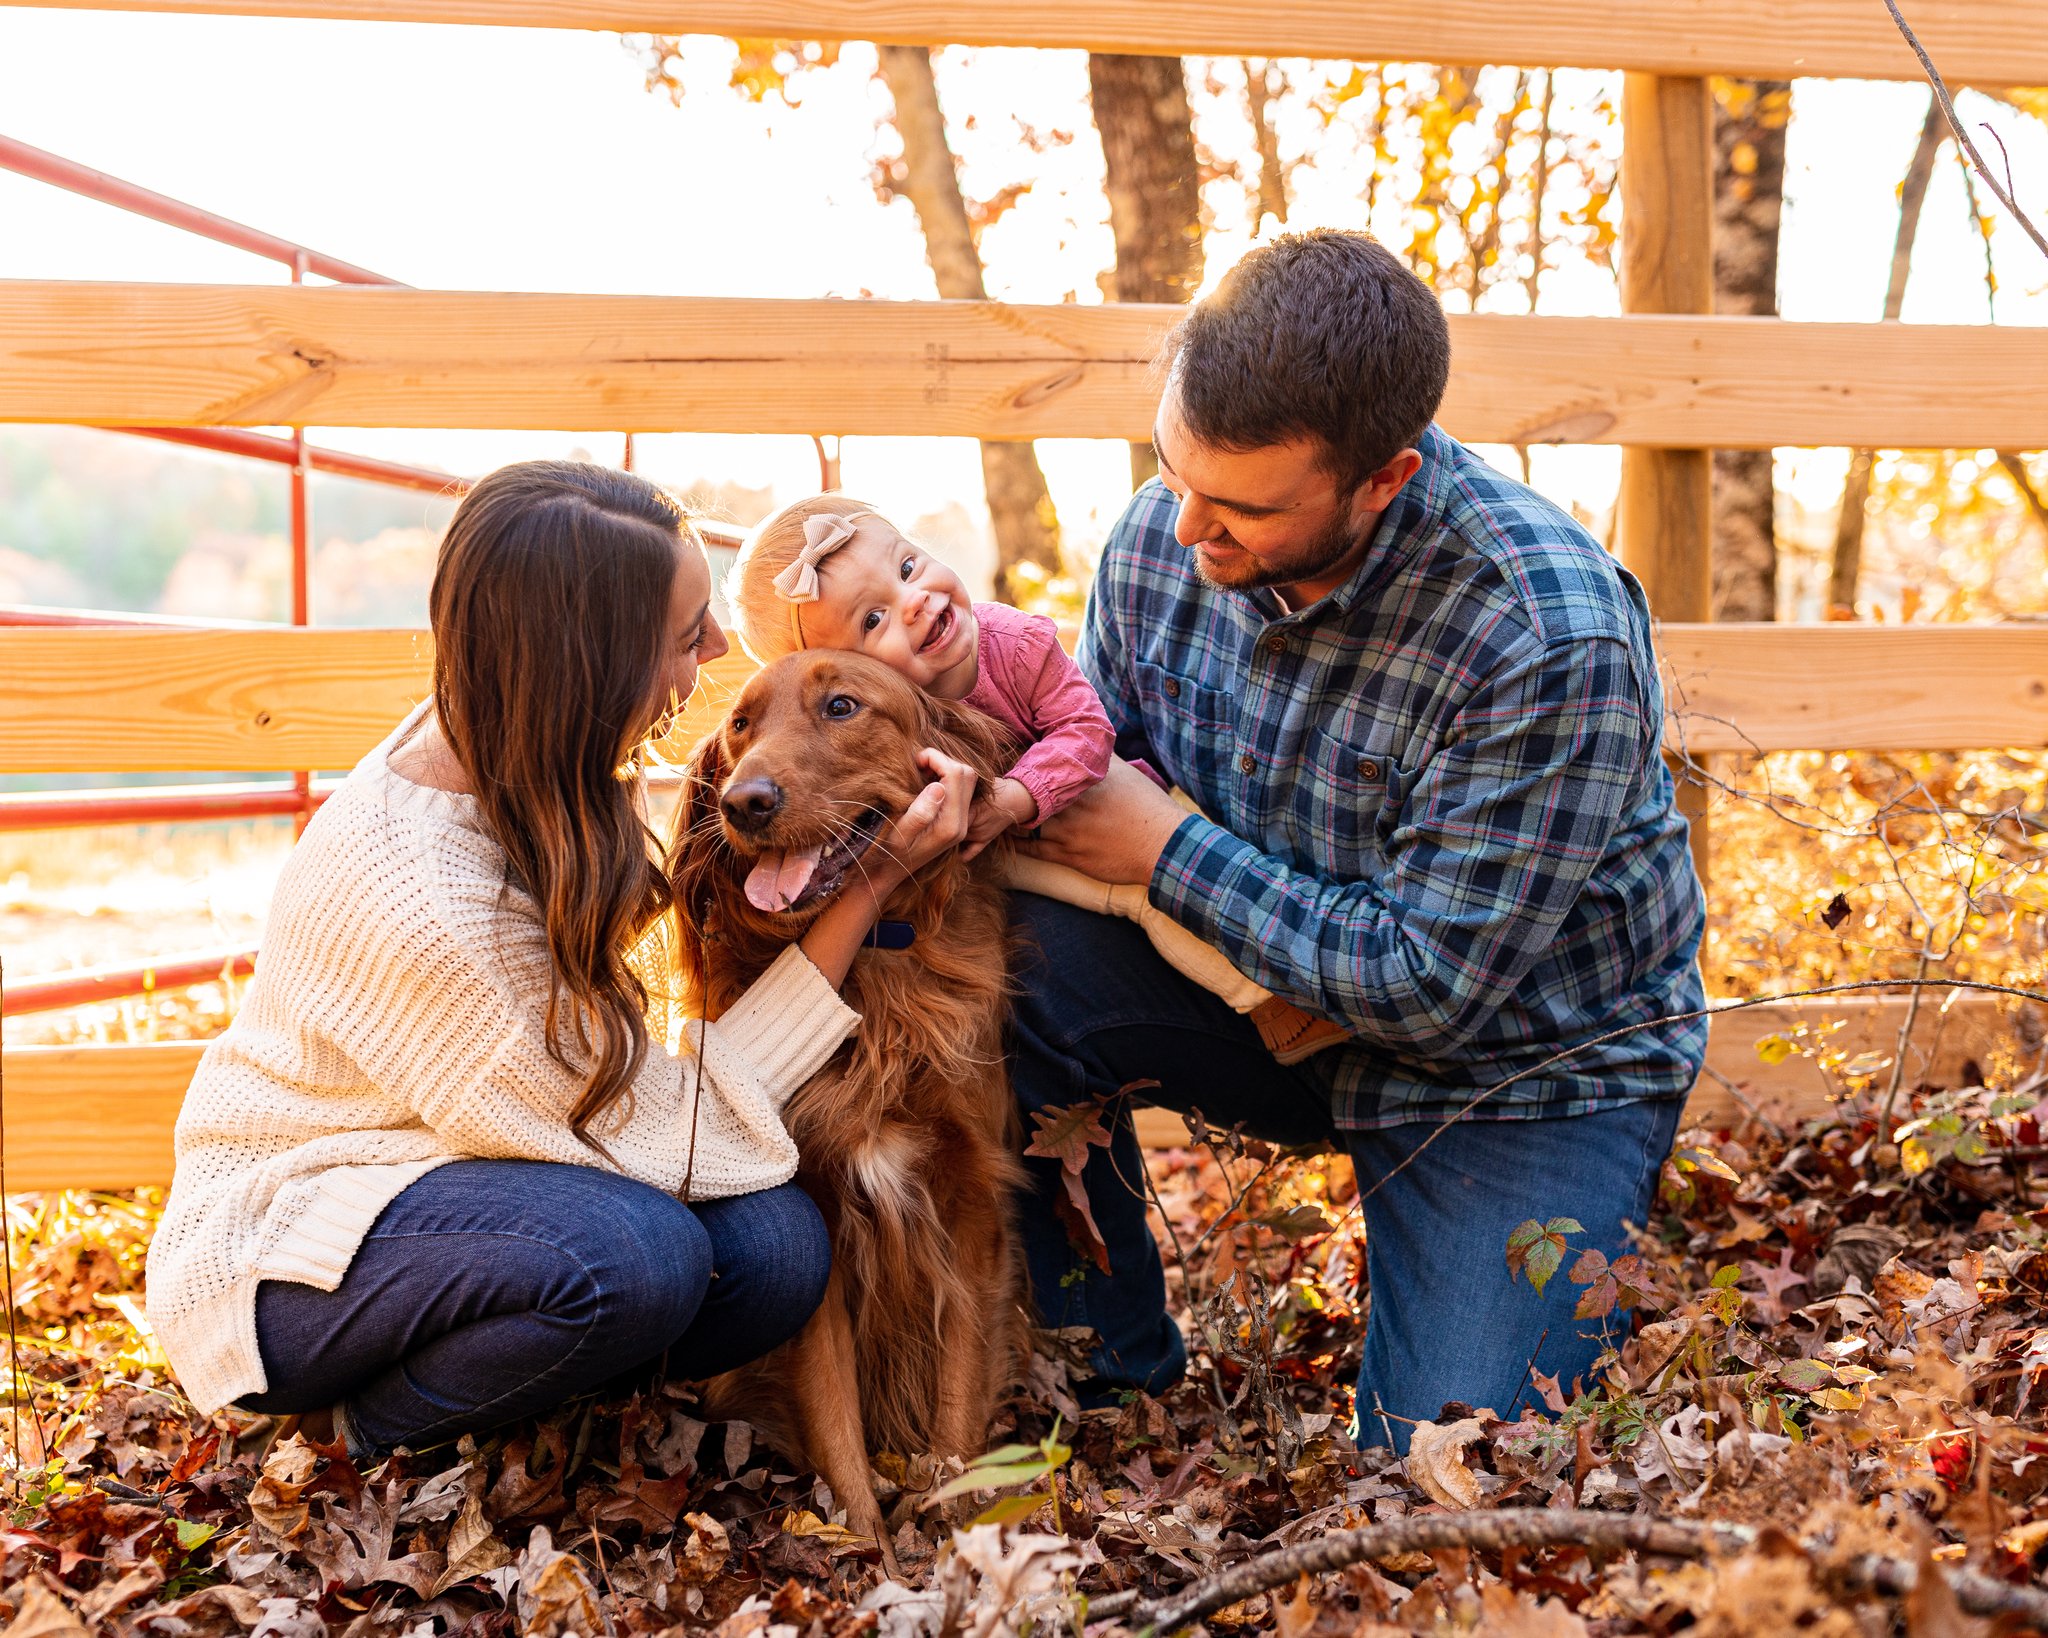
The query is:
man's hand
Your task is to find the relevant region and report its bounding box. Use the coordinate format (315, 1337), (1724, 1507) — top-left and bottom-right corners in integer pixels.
(1016, 757), (1189, 885)
(962, 776), (1039, 862)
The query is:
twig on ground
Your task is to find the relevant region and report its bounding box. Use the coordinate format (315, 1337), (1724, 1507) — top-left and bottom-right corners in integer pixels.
(1119, 1507), (2048, 1631)
(1875, 938), (1936, 1154)
(1883, 0), (2048, 260)
(1698, 1062), (1788, 1142)
(1346, 975), (2048, 1218)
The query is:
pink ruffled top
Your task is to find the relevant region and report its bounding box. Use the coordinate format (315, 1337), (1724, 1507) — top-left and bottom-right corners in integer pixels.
(960, 602), (1115, 823)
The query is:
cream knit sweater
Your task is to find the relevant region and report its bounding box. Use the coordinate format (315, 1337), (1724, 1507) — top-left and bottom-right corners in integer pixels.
(146, 706), (858, 1414)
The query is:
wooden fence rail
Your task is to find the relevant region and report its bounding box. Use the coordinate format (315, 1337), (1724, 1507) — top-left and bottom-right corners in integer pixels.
(6, 992), (2035, 1191)
(6, 284), (2048, 450)
(3, 0), (2042, 86)
(9, 0), (2048, 1192)
(4, 625), (2045, 775)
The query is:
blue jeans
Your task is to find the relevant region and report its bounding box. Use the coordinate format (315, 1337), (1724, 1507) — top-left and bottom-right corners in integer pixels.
(1008, 896), (1684, 1448)
(240, 1160), (830, 1455)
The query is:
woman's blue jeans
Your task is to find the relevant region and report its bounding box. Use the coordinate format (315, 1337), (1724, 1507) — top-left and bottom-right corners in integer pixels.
(1007, 895), (1684, 1448)
(239, 1161), (830, 1455)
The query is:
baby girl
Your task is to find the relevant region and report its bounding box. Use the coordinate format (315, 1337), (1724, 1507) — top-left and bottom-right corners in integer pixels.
(725, 494), (1345, 1065)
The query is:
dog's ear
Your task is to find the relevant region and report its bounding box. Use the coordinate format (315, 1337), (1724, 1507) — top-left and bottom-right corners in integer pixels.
(913, 691), (1020, 793)
(667, 727), (732, 941)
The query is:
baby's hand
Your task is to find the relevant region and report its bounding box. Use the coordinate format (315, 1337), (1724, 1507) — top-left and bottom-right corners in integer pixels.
(962, 777), (1039, 862)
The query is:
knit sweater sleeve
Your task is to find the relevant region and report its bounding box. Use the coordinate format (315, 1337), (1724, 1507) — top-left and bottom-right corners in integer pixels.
(297, 815), (856, 1198)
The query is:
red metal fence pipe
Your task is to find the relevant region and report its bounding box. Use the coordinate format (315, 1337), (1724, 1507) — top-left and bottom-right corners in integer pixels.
(4, 947), (258, 1017)
(0, 602), (280, 628)
(0, 783), (334, 832)
(0, 133), (399, 286)
(118, 427), (470, 497)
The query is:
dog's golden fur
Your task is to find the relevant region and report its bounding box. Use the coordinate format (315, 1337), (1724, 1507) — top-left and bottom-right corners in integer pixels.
(668, 651), (1028, 1559)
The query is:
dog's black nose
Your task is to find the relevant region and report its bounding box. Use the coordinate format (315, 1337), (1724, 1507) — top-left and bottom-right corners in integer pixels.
(722, 777), (784, 830)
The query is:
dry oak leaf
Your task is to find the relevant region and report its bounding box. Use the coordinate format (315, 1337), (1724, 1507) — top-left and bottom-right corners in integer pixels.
(1406, 1417), (1486, 1509)
(431, 1451), (515, 1595)
(248, 1437), (322, 1541)
(1024, 1099), (1116, 1274)
(1473, 1583), (1593, 1637)
(678, 1510), (732, 1584)
(5, 1581), (91, 1638)
(517, 1524), (607, 1638)
(1875, 1256), (1939, 1332)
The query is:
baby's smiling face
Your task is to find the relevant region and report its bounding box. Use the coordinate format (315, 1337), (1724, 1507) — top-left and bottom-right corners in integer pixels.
(801, 520), (980, 699)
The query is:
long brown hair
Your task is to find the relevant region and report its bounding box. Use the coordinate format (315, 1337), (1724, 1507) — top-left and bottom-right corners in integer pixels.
(428, 459), (689, 1138)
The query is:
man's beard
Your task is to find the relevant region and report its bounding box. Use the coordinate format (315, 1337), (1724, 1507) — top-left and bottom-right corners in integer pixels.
(1189, 506), (1368, 593)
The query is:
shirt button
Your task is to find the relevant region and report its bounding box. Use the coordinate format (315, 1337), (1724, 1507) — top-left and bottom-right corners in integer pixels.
(1163, 677), (1181, 698)
(1264, 634), (1287, 657)
(1357, 758), (1381, 780)
(1238, 752), (1256, 775)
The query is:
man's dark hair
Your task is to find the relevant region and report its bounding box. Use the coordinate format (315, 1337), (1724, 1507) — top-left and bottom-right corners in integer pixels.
(1159, 229), (1451, 489)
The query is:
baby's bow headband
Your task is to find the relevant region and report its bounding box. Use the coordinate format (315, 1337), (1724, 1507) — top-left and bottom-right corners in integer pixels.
(771, 510), (874, 605)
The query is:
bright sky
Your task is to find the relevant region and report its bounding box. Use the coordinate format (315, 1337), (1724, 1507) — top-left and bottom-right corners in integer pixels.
(2, 9), (2045, 582)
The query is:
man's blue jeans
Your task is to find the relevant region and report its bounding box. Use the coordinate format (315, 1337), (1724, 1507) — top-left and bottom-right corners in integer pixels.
(240, 1160), (830, 1455)
(1008, 895), (1683, 1447)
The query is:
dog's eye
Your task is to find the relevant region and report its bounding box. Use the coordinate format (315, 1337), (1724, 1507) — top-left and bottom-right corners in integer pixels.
(729, 713), (749, 733)
(824, 695), (861, 720)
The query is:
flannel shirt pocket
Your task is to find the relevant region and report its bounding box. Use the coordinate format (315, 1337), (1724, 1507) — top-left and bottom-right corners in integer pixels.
(1298, 725), (1403, 875)
(1133, 659), (1237, 793)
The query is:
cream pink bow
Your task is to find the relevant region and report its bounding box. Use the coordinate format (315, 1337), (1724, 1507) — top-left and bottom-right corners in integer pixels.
(771, 511), (871, 603)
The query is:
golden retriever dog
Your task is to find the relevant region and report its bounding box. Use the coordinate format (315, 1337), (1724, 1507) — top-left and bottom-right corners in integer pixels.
(668, 650), (1027, 1565)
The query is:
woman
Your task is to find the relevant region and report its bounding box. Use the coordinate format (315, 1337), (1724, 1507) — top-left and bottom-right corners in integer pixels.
(144, 461), (975, 1457)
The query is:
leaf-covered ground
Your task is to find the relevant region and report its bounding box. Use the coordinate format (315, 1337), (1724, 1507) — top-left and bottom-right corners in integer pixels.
(9, 1055), (2048, 1638)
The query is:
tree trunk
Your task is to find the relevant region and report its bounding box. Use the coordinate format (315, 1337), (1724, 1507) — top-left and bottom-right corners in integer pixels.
(1242, 60), (1290, 230)
(1088, 52), (1203, 487)
(874, 43), (1061, 598)
(1709, 79), (1790, 621)
(1828, 97), (1945, 615)
(1999, 452), (2048, 541)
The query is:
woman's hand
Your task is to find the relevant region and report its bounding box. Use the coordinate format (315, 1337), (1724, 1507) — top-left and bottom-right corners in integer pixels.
(873, 748), (978, 886)
(797, 747), (977, 988)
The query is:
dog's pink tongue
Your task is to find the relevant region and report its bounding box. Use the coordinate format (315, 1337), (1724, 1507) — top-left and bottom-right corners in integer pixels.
(744, 845), (823, 912)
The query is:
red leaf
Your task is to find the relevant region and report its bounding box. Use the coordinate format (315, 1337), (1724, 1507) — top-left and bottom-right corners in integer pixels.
(1574, 1276), (1619, 1320)
(1025, 1102), (1116, 1274)
(1053, 1170), (1112, 1275)
(1025, 1101), (1115, 1173)
(1528, 1367), (1569, 1414)
(160, 1429), (221, 1492)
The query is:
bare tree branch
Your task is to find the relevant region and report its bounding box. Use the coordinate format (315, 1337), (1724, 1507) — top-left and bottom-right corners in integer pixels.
(1999, 451), (2048, 539)
(1347, 974), (2048, 1214)
(1884, 0), (2048, 260)
(1115, 1507), (2048, 1631)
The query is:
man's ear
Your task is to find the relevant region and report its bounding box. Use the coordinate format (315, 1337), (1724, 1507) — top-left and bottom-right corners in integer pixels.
(1353, 448), (1424, 518)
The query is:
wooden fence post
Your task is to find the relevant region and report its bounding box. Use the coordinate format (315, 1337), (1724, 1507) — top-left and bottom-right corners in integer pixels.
(1619, 73), (1715, 887)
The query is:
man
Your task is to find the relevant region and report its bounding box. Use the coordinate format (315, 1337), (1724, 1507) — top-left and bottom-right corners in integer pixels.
(1011, 229), (1706, 1440)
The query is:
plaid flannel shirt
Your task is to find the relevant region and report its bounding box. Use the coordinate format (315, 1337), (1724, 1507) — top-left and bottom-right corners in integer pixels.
(1080, 425), (1707, 1130)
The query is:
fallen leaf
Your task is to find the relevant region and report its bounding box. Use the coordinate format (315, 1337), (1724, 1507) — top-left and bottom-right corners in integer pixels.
(6, 1581), (91, 1638)
(677, 1511), (731, 1585)
(516, 1525), (607, 1638)
(1274, 1575), (1317, 1638)
(1875, 1256), (1939, 1331)
(1027, 1100), (1117, 1273)
(1474, 1582), (1593, 1636)
(1407, 1418), (1485, 1509)
(247, 1437), (320, 1541)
